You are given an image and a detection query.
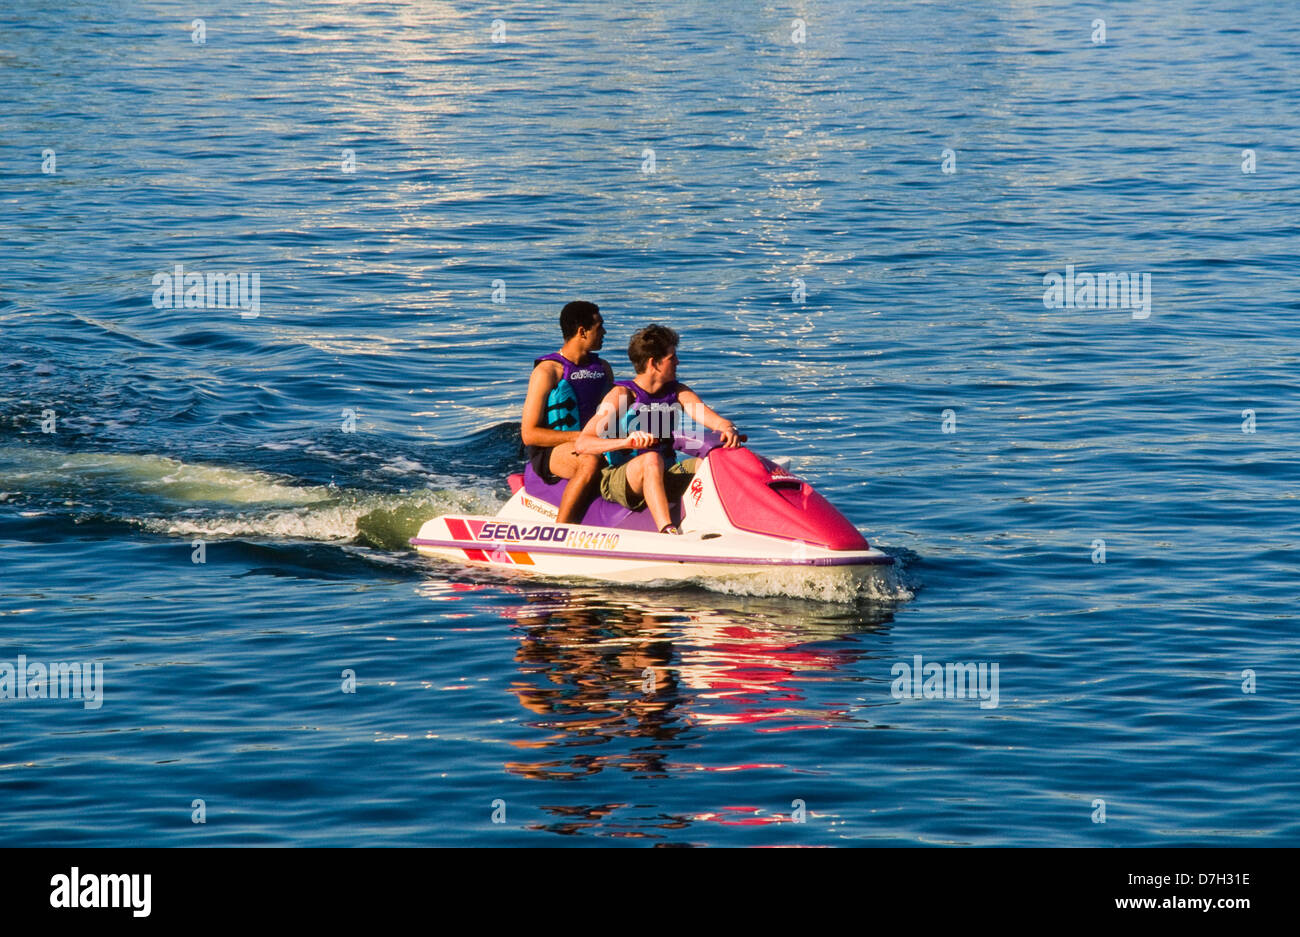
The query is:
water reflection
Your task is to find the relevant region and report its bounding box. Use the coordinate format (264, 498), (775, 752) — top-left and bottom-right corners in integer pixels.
(494, 586), (895, 783)
(506, 600), (680, 780)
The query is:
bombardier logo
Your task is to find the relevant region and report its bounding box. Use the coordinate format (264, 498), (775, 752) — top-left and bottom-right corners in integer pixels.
(519, 495), (557, 520)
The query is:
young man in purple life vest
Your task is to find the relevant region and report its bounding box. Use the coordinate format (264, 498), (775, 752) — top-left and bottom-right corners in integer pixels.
(520, 301), (615, 524)
(576, 324), (741, 535)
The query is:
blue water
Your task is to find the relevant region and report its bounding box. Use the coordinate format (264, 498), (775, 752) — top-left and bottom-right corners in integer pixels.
(2, 0), (1298, 845)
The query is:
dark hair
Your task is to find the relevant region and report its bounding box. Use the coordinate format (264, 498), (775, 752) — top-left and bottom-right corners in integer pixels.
(627, 324), (678, 374)
(560, 301), (601, 339)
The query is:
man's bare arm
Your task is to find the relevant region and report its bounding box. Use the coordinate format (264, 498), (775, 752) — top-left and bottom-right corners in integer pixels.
(521, 361), (578, 449)
(677, 387), (742, 448)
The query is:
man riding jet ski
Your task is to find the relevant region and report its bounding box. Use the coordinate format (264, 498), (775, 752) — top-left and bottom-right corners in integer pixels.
(412, 324), (893, 584)
(574, 324), (740, 535)
(520, 300), (612, 523)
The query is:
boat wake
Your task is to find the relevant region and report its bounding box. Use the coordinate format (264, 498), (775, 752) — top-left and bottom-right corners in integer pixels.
(1, 444), (916, 604)
(140, 487), (503, 550)
(0, 444), (502, 549)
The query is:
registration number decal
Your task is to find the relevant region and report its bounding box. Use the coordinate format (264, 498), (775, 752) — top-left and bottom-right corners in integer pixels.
(566, 530), (620, 551)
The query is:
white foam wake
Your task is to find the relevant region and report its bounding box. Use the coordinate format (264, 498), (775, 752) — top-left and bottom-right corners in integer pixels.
(143, 487), (502, 546)
(0, 446), (327, 504)
(686, 557), (916, 604)
(0, 445), (502, 547)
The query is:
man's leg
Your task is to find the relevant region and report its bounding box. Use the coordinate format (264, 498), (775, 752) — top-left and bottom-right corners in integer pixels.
(547, 443), (603, 524)
(624, 451), (673, 532)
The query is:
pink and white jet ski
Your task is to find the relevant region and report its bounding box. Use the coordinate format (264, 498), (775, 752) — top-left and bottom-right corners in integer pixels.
(411, 432), (892, 584)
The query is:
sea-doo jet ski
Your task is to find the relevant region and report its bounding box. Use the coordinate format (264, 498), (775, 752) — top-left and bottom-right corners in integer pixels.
(411, 431), (892, 584)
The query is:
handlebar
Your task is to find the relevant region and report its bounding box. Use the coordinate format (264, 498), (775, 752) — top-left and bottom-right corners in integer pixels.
(672, 429), (746, 459)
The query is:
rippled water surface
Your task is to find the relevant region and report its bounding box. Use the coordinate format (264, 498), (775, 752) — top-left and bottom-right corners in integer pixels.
(2, 0), (1298, 845)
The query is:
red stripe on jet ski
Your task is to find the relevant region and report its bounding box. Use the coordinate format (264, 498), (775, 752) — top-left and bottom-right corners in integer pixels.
(462, 548), (489, 561)
(445, 518), (471, 541)
(467, 519), (486, 538)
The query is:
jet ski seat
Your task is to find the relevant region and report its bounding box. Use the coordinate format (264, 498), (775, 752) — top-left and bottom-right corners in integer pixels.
(507, 464), (682, 532)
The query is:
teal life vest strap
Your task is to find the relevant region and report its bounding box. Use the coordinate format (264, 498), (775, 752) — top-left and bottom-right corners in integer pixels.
(543, 380), (580, 432)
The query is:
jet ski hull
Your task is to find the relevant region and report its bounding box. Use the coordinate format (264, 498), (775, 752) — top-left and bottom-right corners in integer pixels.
(410, 517), (891, 583)
(412, 441), (892, 585)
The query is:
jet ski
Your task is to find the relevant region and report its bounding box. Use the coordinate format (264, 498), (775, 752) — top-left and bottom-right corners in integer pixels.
(411, 430), (892, 584)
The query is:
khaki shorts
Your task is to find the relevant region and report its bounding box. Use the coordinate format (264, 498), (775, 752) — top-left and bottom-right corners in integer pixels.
(600, 457), (699, 511)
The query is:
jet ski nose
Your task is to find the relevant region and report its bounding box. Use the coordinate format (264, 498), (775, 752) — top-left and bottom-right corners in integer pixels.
(709, 447), (871, 551)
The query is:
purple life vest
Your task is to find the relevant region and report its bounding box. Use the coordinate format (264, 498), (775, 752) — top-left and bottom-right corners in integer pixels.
(605, 379), (682, 467)
(534, 352), (612, 432)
